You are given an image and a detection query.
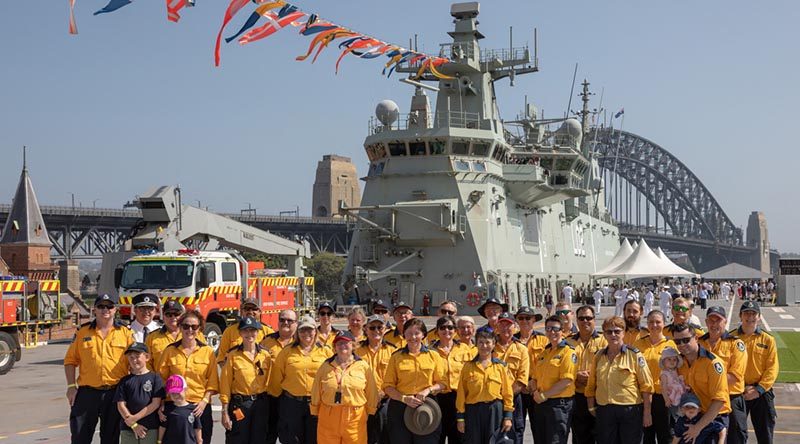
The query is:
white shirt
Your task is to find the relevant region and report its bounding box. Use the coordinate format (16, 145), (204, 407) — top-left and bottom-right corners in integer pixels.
(130, 319), (162, 343)
(593, 290), (603, 302)
(562, 286), (573, 303)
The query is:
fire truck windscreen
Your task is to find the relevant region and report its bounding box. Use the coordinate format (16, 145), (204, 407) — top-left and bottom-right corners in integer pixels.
(120, 261), (195, 289)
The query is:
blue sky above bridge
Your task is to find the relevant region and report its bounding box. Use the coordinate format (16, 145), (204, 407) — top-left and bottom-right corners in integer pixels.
(0, 1), (796, 252)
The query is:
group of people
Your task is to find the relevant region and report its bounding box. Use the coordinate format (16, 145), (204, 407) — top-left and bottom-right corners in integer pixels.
(64, 289), (778, 444)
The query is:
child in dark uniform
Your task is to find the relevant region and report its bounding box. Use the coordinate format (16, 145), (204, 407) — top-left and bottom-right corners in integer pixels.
(115, 342), (165, 444)
(159, 375), (203, 444)
(672, 393), (725, 444)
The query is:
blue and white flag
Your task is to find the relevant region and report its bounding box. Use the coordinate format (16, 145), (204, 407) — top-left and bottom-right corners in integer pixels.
(94, 0), (132, 15)
(614, 108), (624, 119)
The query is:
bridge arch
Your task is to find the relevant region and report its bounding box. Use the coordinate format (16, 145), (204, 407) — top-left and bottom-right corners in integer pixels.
(592, 129), (743, 246)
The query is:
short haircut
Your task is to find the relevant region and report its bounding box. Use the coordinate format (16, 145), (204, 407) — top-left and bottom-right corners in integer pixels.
(178, 310), (205, 330)
(647, 310), (666, 321)
(475, 329), (495, 343)
(576, 305), (595, 316)
(545, 315), (561, 325)
(279, 309), (297, 319)
(555, 301), (571, 311)
(457, 316), (475, 326)
(602, 316), (625, 331)
(403, 318), (428, 337)
(436, 315), (457, 329)
(671, 323), (695, 337)
(672, 297), (693, 308)
(623, 299), (642, 312)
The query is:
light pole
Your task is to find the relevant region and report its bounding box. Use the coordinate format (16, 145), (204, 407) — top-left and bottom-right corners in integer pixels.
(69, 192), (75, 209)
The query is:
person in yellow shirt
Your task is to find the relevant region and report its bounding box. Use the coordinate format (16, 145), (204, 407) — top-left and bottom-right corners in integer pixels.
(347, 307), (368, 342)
(356, 315), (397, 444)
(157, 310), (219, 444)
(312, 331), (379, 444)
(672, 322), (731, 444)
(383, 318), (446, 443)
(623, 300), (649, 345)
(456, 316), (477, 356)
(316, 302), (339, 347)
(514, 306), (546, 437)
(429, 315), (473, 444)
(663, 297), (704, 339)
(456, 329), (513, 444)
(260, 308), (297, 444)
(219, 316), (271, 444)
(700, 306), (747, 444)
(586, 316), (654, 444)
(216, 298), (274, 365)
(64, 294), (134, 444)
(383, 301), (414, 348)
(633, 309), (675, 444)
(566, 305), (607, 444)
(735, 301), (778, 443)
(146, 300), (192, 370)
(530, 315), (577, 443)
(493, 312), (530, 443)
(424, 300), (459, 345)
(267, 314), (333, 444)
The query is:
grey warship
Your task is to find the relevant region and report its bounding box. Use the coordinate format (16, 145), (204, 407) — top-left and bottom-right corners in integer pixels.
(342, 2), (620, 314)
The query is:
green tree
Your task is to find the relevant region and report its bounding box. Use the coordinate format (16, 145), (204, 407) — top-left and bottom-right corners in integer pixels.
(305, 252), (345, 298)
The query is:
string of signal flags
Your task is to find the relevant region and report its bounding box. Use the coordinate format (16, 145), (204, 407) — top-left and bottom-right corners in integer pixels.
(68, 0), (454, 79)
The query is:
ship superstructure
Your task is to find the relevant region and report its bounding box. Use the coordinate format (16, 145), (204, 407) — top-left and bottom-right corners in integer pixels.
(342, 2), (619, 313)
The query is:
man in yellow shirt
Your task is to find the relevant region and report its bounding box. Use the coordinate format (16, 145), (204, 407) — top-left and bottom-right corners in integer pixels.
(64, 294), (134, 444)
(622, 300), (648, 345)
(216, 298), (274, 365)
(566, 305), (606, 444)
(735, 301), (778, 443)
(259, 309), (297, 444)
(357, 314), (397, 444)
(493, 312), (530, 443)
(383, 301), (414, 348)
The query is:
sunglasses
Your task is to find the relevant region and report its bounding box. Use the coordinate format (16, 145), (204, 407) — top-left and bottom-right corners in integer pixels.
(673, 337), (693, 345)
(181, 324), (200, 331)
(318, 311), (334, 317)
(604, 329), (623, 335)
(544, 326), (562, 332)
(516, 316), (533, 321)
(279, 318), (296, 324)
(438, 325), (455, 331)
(673, 305), (690, 313)
(367, 325), (385, 331)
(556, 310), (571, 316)
(440, 310), (456, 316)
(164, 312), (181, 318)
(96, 305), (115, 310)
(373, 309), (388, 315)
(577, 316), (595, 322)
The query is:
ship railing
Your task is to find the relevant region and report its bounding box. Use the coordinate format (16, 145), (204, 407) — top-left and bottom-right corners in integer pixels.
(480, 46), (530, 64)
(438, 42), (476, 60)
(368, 110), (484, 133)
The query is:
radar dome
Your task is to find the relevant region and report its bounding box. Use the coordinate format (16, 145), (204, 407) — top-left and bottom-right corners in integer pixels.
(375, 100), (400, 126)
(559, 119), (582, 137)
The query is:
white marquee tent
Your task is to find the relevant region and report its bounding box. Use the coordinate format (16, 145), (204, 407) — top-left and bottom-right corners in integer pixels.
(593, 238), (634, 277)
(593, 239), (697, 279)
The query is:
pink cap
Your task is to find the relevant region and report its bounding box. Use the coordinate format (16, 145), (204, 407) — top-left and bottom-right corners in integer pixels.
(165, 374), (187, 395)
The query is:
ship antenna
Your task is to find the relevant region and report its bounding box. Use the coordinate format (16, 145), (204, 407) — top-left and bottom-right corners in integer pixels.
(22, 145), (27, 172)
(565, 63), (578, 119)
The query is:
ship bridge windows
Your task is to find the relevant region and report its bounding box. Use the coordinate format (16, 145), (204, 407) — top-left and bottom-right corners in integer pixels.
(452, 141), (470, 155)
(366, 144), (387, 162)
(388, 142), (407, 156)
(454, 160), (471, 171)
(430, 140), (447, 155)
(368, 161), (385, 177)
(471, 142), (491, 156)
(473, 161), (487, 172)
(409, 141), (427, 156)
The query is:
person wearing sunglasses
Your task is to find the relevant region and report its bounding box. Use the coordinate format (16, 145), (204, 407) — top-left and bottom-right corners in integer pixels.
(424, 300), (459, 345)
(514, 306), (547, 437)
(64, 294), (134, 444)
(530, 315), (577, 443)
(146, 300), (205, 370)
(268, 315), (333, 444)
(586, 316), (654, 444)
(157, 310), (219, 444)
(566, 305), (607, 444)
(384, 302), (415, 349)
(554, 302), (578, 335)
(357, 315), (398, 444)
(217, 298), (275, 365)
(672, 323), (731, 444)
(493, 312), (530, 443)
(623, 300), (649, 346)
(430, 315), (473, 444)
(316, 302), (339, 347)
(664, 297), (705, 339)
(260, 309), (298, 444)
(219, 316), (272, 443)
(633, 310), (676, 444)
(370, 299), (392, 325)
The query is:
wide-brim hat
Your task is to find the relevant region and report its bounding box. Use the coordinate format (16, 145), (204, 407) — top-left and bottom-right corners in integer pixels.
(404, 397), (442, 436)
(490, 428), (514, 444)
(659, 346), (683, 369)
(477, 297), (508, 318)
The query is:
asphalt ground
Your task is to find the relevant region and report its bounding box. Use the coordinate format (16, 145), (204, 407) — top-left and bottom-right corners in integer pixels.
(2, 297), (798, 443)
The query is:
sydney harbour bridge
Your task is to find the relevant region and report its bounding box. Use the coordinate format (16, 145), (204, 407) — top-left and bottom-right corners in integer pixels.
(0, 128), (774, 274)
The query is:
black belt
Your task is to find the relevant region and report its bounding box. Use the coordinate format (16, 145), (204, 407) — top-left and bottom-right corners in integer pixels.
(232, 393), (268, 402)
(730, 393), (744, 399)
(282, 391), (311, 402)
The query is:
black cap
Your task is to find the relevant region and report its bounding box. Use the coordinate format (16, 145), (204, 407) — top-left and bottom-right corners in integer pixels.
(393, 301), (413, 312)
(372, 299), (389, 310)
(163, 300), (184, 314)
(318, 302), (335, 313)
(333, 331), (356, 344)
(133, 293), (159, 307)
(125, 342), (149, 354)
(496, 312), (515, 324)
(241, 298), (259, 308)
(515, 306), (535, 316)
(477, 297), (508, 318)
(238, 316), (262, 331)
(706, 306), (727, 319)
(740, 301), (761, 314)
(94, 294), (116, 307)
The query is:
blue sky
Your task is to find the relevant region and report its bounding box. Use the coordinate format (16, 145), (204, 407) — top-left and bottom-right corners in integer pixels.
(0, 1), (797, 252)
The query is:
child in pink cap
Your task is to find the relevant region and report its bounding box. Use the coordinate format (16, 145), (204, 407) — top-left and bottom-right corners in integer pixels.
(158, 375), (202, 444)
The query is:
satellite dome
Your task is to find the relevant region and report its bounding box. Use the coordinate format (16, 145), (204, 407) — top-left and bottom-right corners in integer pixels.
(559, 119), (582, 137)
(375, 100), (400, 126)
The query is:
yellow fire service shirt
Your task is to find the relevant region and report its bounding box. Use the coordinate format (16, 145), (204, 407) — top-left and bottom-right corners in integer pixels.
(532, 340), (577, 398)
(677, 347), (732, 415)
(355, 341), (396, 391)
(585, 345), (654, 406)
(382, 346), (446, 395)
(145, 328), (207, 370)
(219, 345), (272, 404)
(633, 335), (676, 394)
(663, 323), (705, 340)
(216, 324), (274, 364)
(699, 332), (747, 395)
(623, 327), (649, 346)
(267, 342), (333, 397)
(158, 340), (220, 403)
(64, 321), (134, 388)
(430, 340), (475, 392)
(316, 327), (340, 348)
(382, 327), (407, 349)
(259, 332), (293, 366)
(518, 331), (548, 358)
(566, 331), (607, 394)
(735, 326), (779, 394)
(455, 357), (514, 418)
(310, 357), (379, 416)
(493, 339), (530, 387)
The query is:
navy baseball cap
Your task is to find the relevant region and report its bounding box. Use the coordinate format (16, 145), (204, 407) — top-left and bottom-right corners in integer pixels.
(318, 302), (335, 313)
(372, 299), (389, 310)
(680, 392), (701, 409)
(496, 312), (515, 324)
(94, 294), (116, 306)
(740, 301), (761, 314)
(393, 301), (413, 312)
(706, 306), (727, 319)
(125, 342), (149, 354)
(163, 300), (184, 313)
(238, 316), (262, 331)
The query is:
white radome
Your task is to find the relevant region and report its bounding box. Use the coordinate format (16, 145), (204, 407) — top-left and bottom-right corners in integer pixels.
(375, 100), (400, 126)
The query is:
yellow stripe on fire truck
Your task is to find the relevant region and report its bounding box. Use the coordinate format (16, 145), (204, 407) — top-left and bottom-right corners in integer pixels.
(39, 280), (61, 292)
(0, 281), (25, 292)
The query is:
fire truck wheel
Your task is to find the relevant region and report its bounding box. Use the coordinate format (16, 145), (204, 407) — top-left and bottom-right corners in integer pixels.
(203, 324), (222, 353)
(0, 332), (16, 375)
